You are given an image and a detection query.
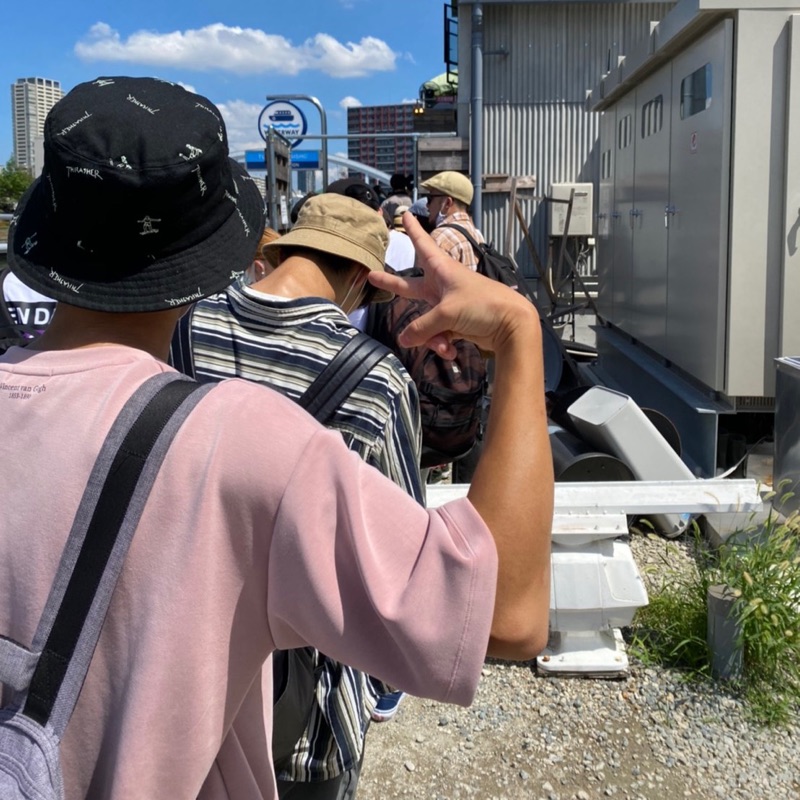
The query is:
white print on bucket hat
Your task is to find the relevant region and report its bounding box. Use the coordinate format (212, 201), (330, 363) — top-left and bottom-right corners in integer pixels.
(194, 102), (221, 123)
(47, 175), (57, 211)
(126, 94), (159, 115)
(92, 79), (115, 87)
(66, 166), (103, 180)
(138, 216), (161, 235)
(48, 268), (83, 294)
(21, 235), (38, 255)
(193, 165), (207, 196)
(57, 111), (92, 137)
(235, 207), (251, 237)
(179, 144), (203, 161)
(165, 287), (203, 306)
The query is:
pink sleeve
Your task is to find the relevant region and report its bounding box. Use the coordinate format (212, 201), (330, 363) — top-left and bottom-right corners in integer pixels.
(267, 428), (498, 707)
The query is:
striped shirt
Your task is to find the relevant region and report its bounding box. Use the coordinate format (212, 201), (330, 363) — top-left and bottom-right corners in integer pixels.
(431, 211), (485, 271)
(170, 281), (423, 782)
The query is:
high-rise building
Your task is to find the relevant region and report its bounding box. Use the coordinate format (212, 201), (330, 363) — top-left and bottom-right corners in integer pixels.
(346, 104), (416, 177)
(12, 77), (64, 177)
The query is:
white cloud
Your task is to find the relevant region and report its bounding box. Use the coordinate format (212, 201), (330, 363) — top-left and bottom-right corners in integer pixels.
(215, 99), (266, 156)
(339, 96), (362, 109)
(400, 97), (419, 104)
(75, 22), (397, 78)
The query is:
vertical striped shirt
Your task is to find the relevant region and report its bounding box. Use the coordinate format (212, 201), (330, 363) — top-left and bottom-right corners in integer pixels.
(170, 281), (423, 782)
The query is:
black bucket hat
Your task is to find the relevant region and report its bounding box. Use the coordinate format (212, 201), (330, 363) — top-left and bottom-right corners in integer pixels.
(8, 76), (265, 312)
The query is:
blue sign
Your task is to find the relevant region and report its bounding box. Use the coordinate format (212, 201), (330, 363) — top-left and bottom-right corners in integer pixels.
(244, 150), (266, 169)
(291, 150), (320, 170)
(258, 101), (308, 149)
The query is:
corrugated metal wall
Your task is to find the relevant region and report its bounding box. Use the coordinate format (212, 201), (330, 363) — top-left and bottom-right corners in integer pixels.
(469, 2), (675, 276)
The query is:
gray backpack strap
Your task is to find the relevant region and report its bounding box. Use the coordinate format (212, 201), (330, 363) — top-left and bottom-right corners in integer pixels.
(0, 372), (210, 739)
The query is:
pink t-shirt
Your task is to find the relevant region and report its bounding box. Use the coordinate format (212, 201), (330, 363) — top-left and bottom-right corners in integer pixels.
(0, 345), (497, 800)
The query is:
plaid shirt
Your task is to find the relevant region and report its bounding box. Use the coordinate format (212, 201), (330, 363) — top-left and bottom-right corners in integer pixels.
(431, 211), (485, 271)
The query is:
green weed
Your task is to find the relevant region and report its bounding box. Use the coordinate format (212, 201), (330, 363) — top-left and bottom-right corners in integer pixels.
(710, 506), (800, 725)
(628, 506), (800, 726)
(627, 527), (712, 677)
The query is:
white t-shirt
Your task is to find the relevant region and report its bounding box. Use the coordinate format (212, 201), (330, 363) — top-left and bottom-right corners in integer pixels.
(385, 229), (416, 273)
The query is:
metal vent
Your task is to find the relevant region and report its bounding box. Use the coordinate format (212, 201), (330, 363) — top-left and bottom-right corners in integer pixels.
(733, 396), (775, 411)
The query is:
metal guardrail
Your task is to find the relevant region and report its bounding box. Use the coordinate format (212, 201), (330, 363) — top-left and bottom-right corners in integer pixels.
(0, 213), (9, 260)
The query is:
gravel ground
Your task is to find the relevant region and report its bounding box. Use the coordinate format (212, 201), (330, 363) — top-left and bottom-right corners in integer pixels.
(358, 532), (800, 800)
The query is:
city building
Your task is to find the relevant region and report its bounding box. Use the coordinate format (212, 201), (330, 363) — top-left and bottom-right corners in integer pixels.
(296, 168), (316, 195)
(346, 104), (416, 177)
(11, 77), (63, 177)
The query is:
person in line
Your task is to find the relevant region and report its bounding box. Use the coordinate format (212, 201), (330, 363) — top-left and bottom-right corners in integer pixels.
(407, 197), (434, 234)
(171, 191), (422, 799)
(420, 170), (485, 270)
(1, 76), (553, 800)
(245, 226), (282, 284)
(379, 173), (414, 226)
(0, 265), (56, 351)
(321, 178), (414, 333)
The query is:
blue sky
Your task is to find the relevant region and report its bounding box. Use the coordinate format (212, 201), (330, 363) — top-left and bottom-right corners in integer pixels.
(2, 0), (449, 167)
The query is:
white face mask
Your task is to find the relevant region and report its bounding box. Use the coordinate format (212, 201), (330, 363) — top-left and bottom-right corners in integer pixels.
(340, 270), (368, 316)
(435, 211), (447, 226)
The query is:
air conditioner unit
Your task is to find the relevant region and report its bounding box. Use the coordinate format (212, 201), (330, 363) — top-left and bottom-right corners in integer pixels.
(548, 182), (594, 237)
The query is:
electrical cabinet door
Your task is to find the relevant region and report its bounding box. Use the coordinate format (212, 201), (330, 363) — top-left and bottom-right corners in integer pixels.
(610, 92), (637, 332)
(665, 20), (733, 390)
(596, 109), (616, 320)
(630, 65), (672, 354)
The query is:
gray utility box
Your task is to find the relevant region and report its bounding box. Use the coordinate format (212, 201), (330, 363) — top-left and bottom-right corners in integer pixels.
(548, 183), (594, 237)
(774, 357), (800, 518)
(586, 2), (800, 402)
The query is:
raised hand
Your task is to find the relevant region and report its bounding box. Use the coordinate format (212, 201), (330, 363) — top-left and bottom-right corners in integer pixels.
(368, 212), (538, 358)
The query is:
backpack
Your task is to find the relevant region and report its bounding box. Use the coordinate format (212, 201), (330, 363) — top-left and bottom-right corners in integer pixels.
(0, 374), (208, 800)
(366, 270), (487, 469)
(439, 223), (537, 304)
(440, 224), (587, 398)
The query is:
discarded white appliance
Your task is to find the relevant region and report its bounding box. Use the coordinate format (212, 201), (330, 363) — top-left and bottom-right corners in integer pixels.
(426, 479), (763, 678)
(567, 385), (697, 537)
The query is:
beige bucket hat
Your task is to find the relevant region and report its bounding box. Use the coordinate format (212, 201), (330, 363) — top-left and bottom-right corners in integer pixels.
(263, 194), (393, 302)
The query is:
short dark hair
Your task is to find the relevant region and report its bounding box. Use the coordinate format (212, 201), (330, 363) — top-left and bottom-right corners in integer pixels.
(325, 178), (380, 211)
(290, 192), (316, 225)
(390, 173), (413, 194)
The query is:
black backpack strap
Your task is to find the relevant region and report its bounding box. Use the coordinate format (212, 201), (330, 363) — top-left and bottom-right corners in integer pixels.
(297, 332), (389, 426)
(438, 223), (484, 255)
(441, 224), (538, 304)
(21, 373), (211, 734)
(273, 332), (389, 757)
